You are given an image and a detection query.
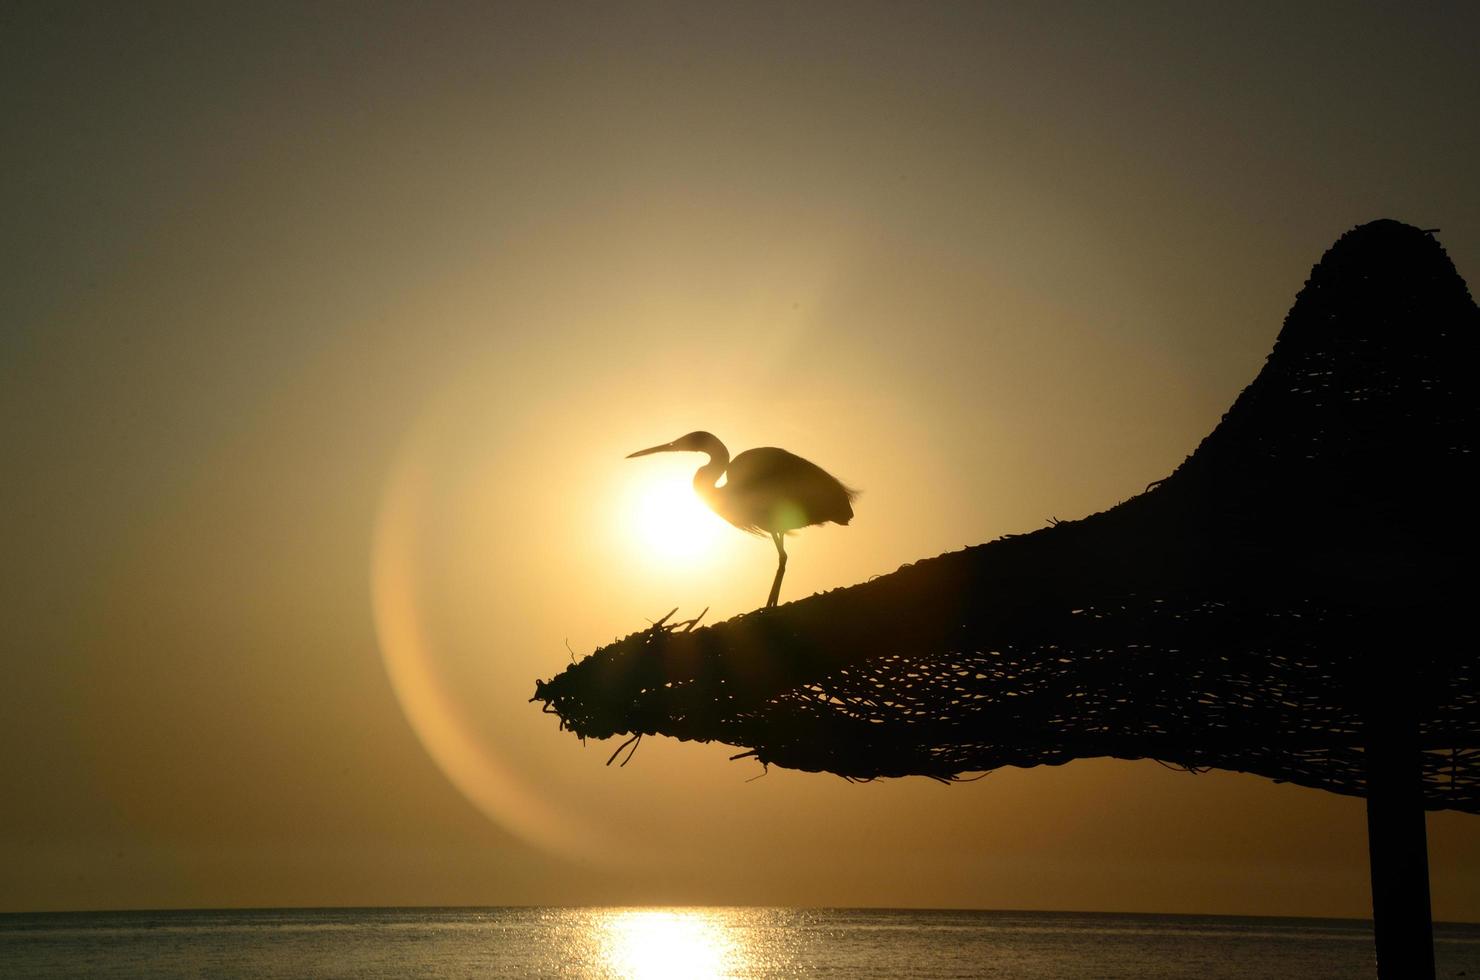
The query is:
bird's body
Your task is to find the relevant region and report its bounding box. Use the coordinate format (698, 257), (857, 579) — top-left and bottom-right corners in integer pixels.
(627, 431), (856, 607)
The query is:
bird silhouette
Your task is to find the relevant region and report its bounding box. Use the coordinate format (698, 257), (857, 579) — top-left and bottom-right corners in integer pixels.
(627, 431), (857, 608)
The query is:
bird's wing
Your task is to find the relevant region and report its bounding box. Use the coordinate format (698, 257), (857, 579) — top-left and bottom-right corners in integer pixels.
(726, 448), (857, 530)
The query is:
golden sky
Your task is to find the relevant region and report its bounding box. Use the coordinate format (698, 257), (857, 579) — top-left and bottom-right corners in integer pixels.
(3, 3), (1478, 917)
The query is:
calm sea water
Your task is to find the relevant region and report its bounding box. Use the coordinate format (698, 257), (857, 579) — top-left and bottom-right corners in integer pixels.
(3, 907), (1479, 979)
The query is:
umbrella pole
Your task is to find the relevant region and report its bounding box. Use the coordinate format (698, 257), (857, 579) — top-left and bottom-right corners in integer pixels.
(1365, 724), (1434, 980)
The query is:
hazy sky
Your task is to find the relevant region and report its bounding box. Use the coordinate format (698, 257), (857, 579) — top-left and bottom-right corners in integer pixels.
(3, 2), (1478, 917)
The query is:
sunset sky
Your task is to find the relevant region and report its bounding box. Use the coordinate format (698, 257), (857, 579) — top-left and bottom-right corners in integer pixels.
(4, 3), (1478, 918)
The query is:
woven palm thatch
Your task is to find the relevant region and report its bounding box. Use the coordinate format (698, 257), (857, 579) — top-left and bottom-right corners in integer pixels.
(533, 219), (1480, 811)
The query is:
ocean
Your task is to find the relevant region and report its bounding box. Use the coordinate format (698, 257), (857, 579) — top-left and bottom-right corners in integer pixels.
(3, 907), (1478, 978)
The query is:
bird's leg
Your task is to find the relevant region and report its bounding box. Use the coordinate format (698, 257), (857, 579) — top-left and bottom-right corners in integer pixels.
(766, 532), (788, 608)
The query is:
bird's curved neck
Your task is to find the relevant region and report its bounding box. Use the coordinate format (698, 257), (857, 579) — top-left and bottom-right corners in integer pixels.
(690, 436), (730, 499)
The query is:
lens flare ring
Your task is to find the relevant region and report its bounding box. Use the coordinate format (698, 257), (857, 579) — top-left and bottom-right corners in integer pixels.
(370, 429), (615, 864)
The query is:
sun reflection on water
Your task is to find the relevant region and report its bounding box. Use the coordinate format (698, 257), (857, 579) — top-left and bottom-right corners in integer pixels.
(598, 909), (740, 979)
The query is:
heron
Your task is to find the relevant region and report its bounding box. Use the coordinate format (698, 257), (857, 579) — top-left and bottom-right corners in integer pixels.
(627, 431), (857, 608)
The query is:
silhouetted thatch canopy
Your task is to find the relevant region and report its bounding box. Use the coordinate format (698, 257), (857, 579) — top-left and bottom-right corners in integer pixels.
(533, 220), (1479, 812)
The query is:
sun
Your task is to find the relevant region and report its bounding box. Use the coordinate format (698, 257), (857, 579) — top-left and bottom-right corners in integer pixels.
(622, 469), (731, 568)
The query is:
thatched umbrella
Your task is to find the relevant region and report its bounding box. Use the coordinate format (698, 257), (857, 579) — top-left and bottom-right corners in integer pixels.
(533, 219), (1478, 978)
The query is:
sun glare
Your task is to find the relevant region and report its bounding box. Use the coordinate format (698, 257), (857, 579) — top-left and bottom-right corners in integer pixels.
(599, 909), (737, 980)
(624, 473), (730, 567)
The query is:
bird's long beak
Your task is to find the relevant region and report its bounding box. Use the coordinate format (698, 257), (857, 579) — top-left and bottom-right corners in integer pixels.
(626, 442), (674, 459)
